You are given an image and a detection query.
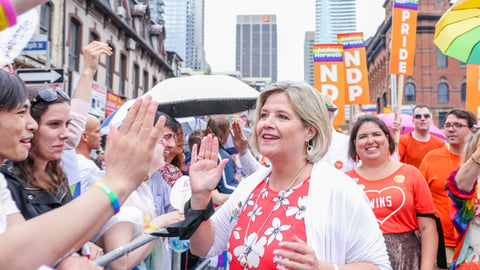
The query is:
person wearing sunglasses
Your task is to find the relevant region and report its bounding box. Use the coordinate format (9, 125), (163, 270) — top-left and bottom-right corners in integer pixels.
(419, 109), (477, 268)
(396, 104), (445, 169)
(0, 68), (167, 268)
(2, 42), (111, 261)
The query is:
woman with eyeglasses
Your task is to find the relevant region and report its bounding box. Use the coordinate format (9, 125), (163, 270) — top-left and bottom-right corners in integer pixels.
(2, 42), (111, 261)
(0, 67), (167, 268)
(346, 114), (438, 270)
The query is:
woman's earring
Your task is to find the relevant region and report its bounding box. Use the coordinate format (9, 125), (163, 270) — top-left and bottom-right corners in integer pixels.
(356, 154), (359, 163)
(307, 141), (313, 153)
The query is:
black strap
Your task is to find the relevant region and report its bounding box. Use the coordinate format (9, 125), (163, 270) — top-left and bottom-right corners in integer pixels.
(151, 199), (214, 240)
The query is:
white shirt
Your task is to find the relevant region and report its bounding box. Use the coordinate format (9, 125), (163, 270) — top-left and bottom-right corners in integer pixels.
(320, 131), (356, 172)
(0, 173), (20, 233)
(76, 154), (103, 194)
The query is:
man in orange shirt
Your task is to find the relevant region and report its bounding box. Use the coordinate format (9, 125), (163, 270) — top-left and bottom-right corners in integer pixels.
(398, 104), (445, 169)
(419, 109), (477, 268)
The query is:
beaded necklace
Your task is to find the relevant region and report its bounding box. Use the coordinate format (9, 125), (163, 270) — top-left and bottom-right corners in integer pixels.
(238, 162), (308, 267)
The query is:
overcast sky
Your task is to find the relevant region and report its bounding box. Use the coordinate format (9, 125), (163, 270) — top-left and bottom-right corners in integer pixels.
(204, 0), (386, 81)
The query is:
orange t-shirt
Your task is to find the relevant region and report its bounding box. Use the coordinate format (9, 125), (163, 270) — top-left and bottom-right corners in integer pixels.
(419, 146), (461, 247)
(346, 164), (435, 234)
(398, 133), (445, 169)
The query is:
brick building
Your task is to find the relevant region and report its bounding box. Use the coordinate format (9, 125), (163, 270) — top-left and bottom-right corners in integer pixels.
(366, 0), (467, 126)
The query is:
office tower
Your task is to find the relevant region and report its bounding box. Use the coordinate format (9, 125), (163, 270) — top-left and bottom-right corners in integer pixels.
(315, 0), (356, 43)
(304, 31), (315, 86)
(236, 15), (278, 83)
(164, 0), (208, 70)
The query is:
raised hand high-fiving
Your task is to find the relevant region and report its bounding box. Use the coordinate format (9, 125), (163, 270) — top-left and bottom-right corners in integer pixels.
(188, 134), (228, 209)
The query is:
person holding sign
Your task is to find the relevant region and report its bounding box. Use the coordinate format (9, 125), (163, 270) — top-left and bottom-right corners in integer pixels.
(395, 104), (445, 169)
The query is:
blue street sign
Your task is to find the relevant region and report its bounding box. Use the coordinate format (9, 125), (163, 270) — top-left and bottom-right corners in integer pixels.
(22, 41), (48, 55)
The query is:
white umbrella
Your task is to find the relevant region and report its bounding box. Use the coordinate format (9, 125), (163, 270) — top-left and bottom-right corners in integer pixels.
(101, 75), (259, 134)
(148, 75), (259, 118)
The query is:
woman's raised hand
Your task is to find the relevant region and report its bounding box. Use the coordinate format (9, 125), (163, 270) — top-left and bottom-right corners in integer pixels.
(189, 134), (228, 208)
(230, 120), (249, 155)
(104, 96), (165, 193)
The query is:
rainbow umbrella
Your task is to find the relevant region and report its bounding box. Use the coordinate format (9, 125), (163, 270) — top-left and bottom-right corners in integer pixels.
(434, 0), (480, 64)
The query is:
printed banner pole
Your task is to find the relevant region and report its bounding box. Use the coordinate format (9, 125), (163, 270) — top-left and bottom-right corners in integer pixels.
(395, 75), (405, 144)
(337, 32), (370, 104)
(313, 44), (346, 128)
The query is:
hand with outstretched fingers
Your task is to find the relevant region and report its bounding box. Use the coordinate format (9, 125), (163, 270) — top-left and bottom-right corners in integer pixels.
(230, 120), (249, 155)
(188, 134), (228, 209)
(104, 96), (165, 193)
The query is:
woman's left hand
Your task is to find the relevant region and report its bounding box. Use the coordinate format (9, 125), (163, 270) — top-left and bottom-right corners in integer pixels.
(273, 235), (331, 270)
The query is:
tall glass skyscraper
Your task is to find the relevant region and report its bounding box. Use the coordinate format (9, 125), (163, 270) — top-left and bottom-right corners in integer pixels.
(236, 15), (277, 83)
(315, 0), (356, 43)
(164, 0), (208, 70)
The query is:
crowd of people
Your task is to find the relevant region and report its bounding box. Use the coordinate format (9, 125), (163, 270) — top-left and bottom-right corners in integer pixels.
(1, 2), (480, 269)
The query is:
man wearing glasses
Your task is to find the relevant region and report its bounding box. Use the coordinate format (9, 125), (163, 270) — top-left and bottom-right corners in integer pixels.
(419, 109), (477, 268)
(397, 104), (445, 169)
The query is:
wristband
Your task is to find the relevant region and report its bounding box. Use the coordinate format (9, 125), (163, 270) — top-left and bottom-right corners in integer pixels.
(93, 182), (120, 214)
(0, 0), (16, 28)
(144, 224), (158, 232)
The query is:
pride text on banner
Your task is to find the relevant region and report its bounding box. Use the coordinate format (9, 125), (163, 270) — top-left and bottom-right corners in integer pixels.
(390, 0), (418, 75)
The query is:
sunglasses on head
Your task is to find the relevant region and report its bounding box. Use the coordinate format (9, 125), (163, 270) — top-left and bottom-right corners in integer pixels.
(32, 87), (70, 106)
(414, 113), (430, 119)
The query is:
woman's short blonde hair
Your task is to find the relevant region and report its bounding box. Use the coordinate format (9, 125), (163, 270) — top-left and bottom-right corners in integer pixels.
(463, 131), (480, 164)
(250, 81), (332, 162)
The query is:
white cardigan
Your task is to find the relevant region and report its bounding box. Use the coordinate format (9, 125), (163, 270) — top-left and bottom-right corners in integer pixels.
(207, 161), (392, 269)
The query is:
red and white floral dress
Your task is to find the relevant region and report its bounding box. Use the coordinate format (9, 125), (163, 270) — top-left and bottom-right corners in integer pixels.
(228, 175), (310, 269)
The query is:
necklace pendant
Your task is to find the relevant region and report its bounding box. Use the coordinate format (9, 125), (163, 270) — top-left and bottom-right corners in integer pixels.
(239, 255), (248, 267)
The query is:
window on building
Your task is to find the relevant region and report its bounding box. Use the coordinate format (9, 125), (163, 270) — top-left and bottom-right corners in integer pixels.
(405, 83), (416, 102)
(105, 45), (114, 89)
(143, 70), (148, 94)
(459, 61), (466, 68)
(133, 64), (139, 98)
(382, 92), (388, 108)
(461, 82), (466, 102)
(119, 54), (127, 96)
(152, 77), (157, 88)
(68, 19), (81, 71)
(438, 83), (449, 103)
(40, 3), (53, 39)
(90, 32), (99, 42)
(439, 112), (448, 128)
(436, 48), (448, 68)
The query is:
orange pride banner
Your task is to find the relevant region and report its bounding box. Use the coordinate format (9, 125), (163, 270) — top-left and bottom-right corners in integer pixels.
(389, 0), (418, 75)
(466, 64), (480, 122)
(338, 32), (370, 104)
(313, 44), (346, 127)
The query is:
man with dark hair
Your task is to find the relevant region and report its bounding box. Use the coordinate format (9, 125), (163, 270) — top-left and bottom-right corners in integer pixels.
(397, 104), (445, 169)
(419, 109), (477, 268)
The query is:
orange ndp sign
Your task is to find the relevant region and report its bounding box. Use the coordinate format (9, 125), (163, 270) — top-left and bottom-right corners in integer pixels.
(313, 44), (346, 127)
(390, 0), (418, 75)
(338, 32), (370, 104)
(466, 64), (480, 122)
